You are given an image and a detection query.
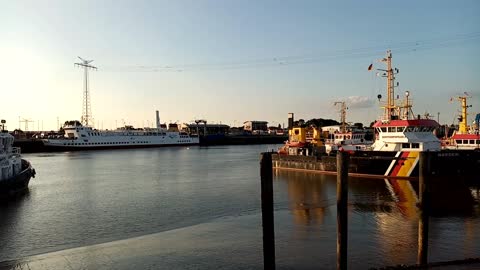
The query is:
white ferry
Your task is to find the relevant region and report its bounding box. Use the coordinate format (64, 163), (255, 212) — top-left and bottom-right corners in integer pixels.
(43, 111), (199, 150)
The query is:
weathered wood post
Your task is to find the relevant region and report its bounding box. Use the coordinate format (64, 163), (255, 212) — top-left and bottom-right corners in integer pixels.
(260, 152), (275, 270)
(337, 151), (349, 270)
(417, 151), (431, 266)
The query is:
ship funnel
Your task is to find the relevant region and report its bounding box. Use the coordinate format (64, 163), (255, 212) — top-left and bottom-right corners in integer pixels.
(288, 113), (294, 129)
(156, 110), (161, 129)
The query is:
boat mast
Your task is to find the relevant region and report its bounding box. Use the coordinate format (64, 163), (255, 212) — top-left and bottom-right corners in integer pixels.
(456, 95), (471, 134)
(378, 50), (400, 121)
(334, 101), (347, 133)
(75, 57), (97, 127)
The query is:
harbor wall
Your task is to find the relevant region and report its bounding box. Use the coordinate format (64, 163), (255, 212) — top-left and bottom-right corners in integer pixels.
(200, 134), (287, 146)
(273, 151), (480, 179)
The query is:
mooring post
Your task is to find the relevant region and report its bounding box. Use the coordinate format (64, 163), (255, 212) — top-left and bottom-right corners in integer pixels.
(260, 152), (275, 270)
(337, 151), (349, 270)
(417, 151), (431, 266)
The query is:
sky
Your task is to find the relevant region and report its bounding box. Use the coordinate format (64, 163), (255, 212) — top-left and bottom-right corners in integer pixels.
(1, 0), (479, 131)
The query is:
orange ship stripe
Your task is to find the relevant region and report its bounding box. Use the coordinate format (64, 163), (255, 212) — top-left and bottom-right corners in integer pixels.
(396, 151), (419, 177)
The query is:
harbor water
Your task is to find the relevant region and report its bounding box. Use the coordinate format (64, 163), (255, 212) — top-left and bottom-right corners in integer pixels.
(0, 145), (479, 269)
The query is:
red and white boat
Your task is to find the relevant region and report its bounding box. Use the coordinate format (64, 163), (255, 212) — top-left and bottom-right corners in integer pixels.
(442, 95), (480, 150)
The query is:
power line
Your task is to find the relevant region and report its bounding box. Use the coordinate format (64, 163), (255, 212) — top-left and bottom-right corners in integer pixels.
(102, 31), (480, 72)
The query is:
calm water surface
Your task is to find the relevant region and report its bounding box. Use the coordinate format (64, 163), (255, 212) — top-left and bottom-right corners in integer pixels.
(0, 145), (479, 269)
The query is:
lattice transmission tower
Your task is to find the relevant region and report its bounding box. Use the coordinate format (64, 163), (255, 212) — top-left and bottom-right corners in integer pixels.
(75, 57), (97, 126)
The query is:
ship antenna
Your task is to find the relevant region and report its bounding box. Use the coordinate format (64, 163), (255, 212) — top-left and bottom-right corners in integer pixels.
(75, 57), (97, 127)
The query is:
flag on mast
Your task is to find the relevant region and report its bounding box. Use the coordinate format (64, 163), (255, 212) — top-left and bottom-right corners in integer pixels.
(368, 63), (373, 71)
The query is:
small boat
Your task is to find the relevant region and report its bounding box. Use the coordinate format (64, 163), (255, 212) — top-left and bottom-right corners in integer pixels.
(0, 120), (36, 198)
(441, 96), (480, 150)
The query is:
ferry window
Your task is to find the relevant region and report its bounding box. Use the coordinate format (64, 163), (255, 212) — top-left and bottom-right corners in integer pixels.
(396, 127), (405, 132)
(463, 140), (468, 144)
(456, 140), (462, 144)
(81, 134), (86, 137)
(402, 143), (410, 148)
(469, 140), (475, 144)
(476, 140), (480, 144)
(388, 127), (395, 132)
(380, 127), (387, 132)
(411, 143), (420, 148)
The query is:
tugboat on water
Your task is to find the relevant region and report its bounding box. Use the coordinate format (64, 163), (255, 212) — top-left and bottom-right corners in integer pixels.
(0, 120), (36, 198)
(274, 50), (480, 178)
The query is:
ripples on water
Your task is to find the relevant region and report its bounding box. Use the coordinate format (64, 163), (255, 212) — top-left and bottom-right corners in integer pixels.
(0, 145), (478, 269)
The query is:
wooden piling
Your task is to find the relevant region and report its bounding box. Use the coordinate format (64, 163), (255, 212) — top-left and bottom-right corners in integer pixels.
(417, 151), (431, 266)
(337, 151), (349, 270)
(260, 152), (275, 270)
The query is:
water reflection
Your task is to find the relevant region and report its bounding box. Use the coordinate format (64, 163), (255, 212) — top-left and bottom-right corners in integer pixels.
(275, 171), (334, 226)
(274, 170), (480, 266)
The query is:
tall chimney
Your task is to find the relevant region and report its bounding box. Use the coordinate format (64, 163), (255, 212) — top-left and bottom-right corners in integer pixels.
(156, 110), (161, 129)
(288, 113), (294, 129)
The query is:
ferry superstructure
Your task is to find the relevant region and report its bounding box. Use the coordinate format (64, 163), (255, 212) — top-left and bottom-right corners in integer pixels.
(43, 111), (199, 150)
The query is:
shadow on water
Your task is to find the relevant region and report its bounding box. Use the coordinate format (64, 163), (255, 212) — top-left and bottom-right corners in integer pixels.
(428, 176), (477, 217)
(0, 189), (31, 206)
(0, 190), (31, 266)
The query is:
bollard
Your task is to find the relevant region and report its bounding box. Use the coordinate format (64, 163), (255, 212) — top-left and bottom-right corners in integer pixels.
(260, 152), (275, 270)
(417, 151), (431, 266)
(337, 151), (349, 270)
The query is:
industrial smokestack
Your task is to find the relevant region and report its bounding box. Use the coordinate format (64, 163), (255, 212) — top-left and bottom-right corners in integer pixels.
(156, 110), (161, 129)
(288, 113), (294, 129)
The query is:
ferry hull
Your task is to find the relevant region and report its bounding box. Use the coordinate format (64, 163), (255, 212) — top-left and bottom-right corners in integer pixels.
(0, 160), (35, 199)
(273, 150), (480, 179)
(43, 142), (199, 152)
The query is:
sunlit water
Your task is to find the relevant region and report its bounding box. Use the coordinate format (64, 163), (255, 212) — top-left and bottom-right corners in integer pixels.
(0, 145), (479, 269)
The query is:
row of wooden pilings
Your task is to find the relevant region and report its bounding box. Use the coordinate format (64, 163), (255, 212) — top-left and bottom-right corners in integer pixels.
(260, 151), (433, 270)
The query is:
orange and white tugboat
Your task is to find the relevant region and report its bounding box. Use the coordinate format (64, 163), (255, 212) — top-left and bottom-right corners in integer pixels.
(273, 50), (480, 178)
(442, 94), (480, 150)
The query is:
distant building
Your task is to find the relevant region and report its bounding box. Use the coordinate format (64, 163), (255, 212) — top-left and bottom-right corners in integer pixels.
(243, 121), (268, 133)
(181, 123), (230, 136)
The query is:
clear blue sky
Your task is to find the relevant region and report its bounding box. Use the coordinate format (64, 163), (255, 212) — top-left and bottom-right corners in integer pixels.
(1, 0), (479, 130)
